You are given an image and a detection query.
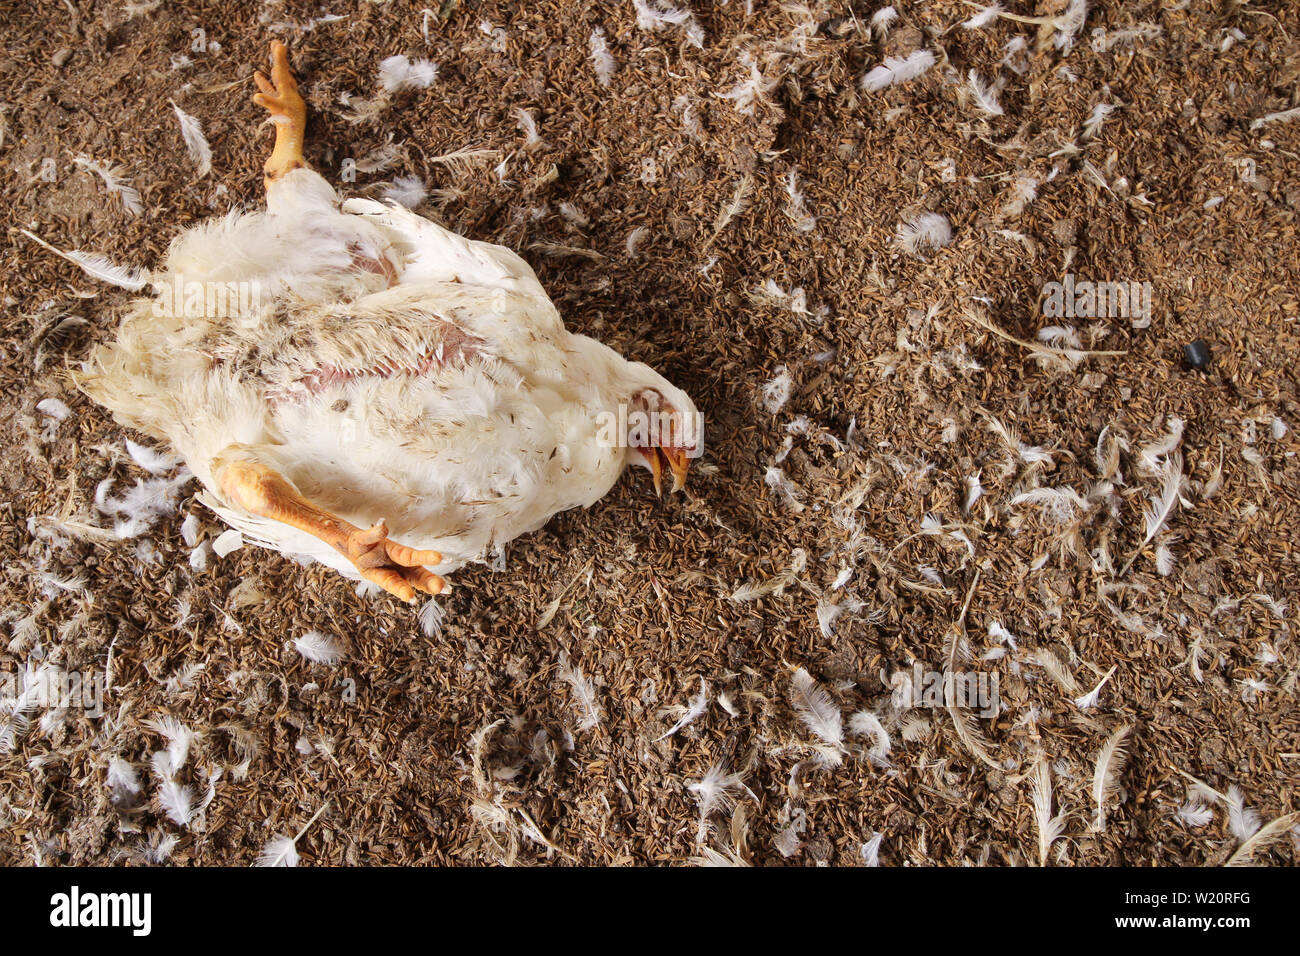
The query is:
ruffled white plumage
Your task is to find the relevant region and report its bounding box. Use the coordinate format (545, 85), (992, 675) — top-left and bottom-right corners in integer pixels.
(80, 169), (696, 584)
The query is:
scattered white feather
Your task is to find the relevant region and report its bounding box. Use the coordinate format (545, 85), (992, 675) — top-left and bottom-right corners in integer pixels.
(1054, 0), (1088, 53)
(146, 716), (194, 777)
(1073, 664), (1116, 709)
(125, 438), (179, 476)
(377, 54), (438, 93)
(254, 834), (300, 867)
(169, 101), (212, 177)
(212, 529), (243, 558)
(418, 598), (446, 637)
(870, 7), (897, 39)
(19, 229), (148, 290)
(848, 710), (891, 764)
(719, 52), (779, 116)
(180, 513), (201, 548)
(1082, 103), (1115, 141)
(789, 667), (844, 765)
(154, 777), (194, 827)
(860, 831), (884, 866)
(761, 366), (792, 413)
(862, 50), (936, 92)
(963, 4), (1003, 29)
(293, 630), (344, 666)
(1090, 725), (1131, 831)
(625, 225), (650, 258)
(686, 762), (748, 823)
(558, 652), (602, 731)
(106, 757), (141, 800)
(589, 27), (616, 86)
(95, 470), (192, 539)
(1000, 174), (1039, 218)
(73, 155), (143, 215)
(967, 71), (1004, 116)
(1177, 799), (1214, 827)
(1225, 785), (1261, 841)
(514, 107), (542, 147)
(783, 168), (816, 232)
(37, 397), (70, 423)
(1031, 756), (1068, 866)
(655, 678), (708, 741)
(895, 212), (952, 255)
(381, 175), (427, 209)
(633, 0), (705, 49)
(764, 467), (804, 512)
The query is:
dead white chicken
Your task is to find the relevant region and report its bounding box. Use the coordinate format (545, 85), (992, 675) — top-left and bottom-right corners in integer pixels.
(63, 42), (699, 602)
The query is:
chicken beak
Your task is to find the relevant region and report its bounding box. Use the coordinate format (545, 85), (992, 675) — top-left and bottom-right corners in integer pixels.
(661, 447), (690, 494)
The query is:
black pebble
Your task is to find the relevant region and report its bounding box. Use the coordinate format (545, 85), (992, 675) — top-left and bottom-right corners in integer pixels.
(1184, 339), (1211, 369)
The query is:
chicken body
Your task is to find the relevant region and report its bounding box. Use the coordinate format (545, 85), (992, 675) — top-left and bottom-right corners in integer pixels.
(79, 165), (697, 592)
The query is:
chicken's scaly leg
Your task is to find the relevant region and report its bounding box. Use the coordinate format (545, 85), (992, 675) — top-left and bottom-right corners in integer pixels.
(253, 40), (308, 188)
(218, 460), (445, 602)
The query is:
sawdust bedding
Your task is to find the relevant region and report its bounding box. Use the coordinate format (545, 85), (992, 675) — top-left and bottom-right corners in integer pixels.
(0, 0), (1297, 866)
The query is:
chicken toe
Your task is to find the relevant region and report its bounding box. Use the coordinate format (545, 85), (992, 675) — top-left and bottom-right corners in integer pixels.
(218, 459), (445, 603)
(253, 40), (308, 186)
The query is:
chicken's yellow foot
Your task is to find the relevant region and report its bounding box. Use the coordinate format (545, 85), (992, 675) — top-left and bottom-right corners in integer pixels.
(218, 459), (445, 602)
(253, 40), (308, 187)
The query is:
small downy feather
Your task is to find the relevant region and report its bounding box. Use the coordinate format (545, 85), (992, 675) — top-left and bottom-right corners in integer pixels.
(871, 8), (897, 39)
(514, 107), (543, 147)
(126, 439), (180, 476)
(1176, 799), (1214, 827)
(154, 777), (195, 827)
(147, 716), (194, 777)
(860, 831), (884, 866)
(895, 212), (952, 255)
(170, 101), (212, 177)
(1090, 724), (1131, 831)
(687, 762), (749, 823)
(1073, 664), (1116, 709)
(418, 598), (446, 637)
(1226, 811), (1300, 866)
(789, 667), (844, 764)
(381, 175), (427, 209)
(1031, 756), (1069, 866)
(1082, 102), (1115, 141)
(19, 229), (149, 291)
(377, 54), (438, 93)
(633, 0), (704, 48)
(967, 71), (1004, 116)
(862, 50), (936, 92)
(783, 168), (816, 232)
(761, 366), (793, 412)
(73, 155), (143, 215)
(655, 677), (708, 741)
(963, 4), (1003, 29)
(293, 630), (344, 666)
(1224, 785), (1261, 841)
(255, 834), (300, 867)
(589, 27), (616, 86)
(1122, 450), (1183, 574)
(706, 173), (754, 246)
(1054, 0), (1088, 53)
(848, 710), (891, 764)
(107, 756), (142, 801)
(558, 651), (602, 731)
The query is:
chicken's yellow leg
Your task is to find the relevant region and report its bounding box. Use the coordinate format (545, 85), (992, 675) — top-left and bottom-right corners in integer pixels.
(218, 460), (445, 602)
(253, 40), (308, 187)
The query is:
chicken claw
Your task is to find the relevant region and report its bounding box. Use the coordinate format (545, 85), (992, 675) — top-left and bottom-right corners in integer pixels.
(218, 459), (445, 603)
(253, 40), (308, 186)
(342, 520), (446, 603)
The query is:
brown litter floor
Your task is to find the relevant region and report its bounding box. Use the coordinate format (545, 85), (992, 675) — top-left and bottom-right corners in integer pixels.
(0, 0), (1297, 866)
